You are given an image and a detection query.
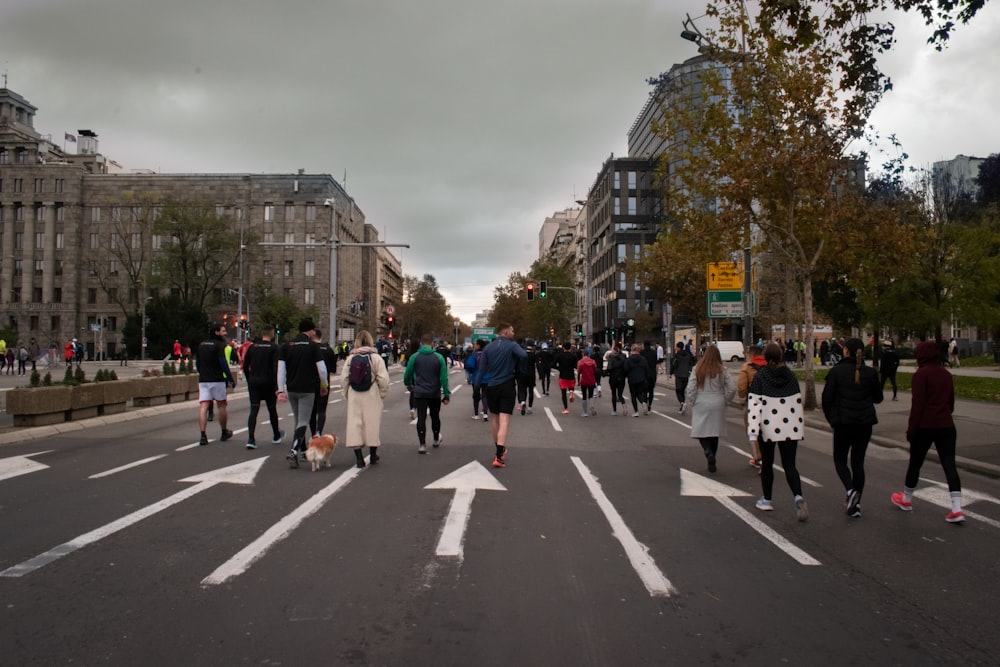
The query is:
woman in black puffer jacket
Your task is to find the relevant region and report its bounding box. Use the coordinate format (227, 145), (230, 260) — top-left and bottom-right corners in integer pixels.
(821, 338), (884, 518)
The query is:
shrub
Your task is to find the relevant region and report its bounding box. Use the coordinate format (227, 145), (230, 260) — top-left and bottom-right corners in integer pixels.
(29, 369), (41, 387)
(42, 372), (52, 386)
(74, 366), (86, 384)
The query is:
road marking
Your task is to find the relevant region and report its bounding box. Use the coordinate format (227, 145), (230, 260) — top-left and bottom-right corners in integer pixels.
(424, 461), (507, 560)
(571, 456), (678, 597)
(680, 468), (820, 566)
(913, 483), (1000, 529)
(919, 477), (1000, 506)
(0, 451), (53, 482)
(2, 457), (268, 578)
(176, 426), (249, 451)
(202, 457), (367, 585)
(89, 455), (168, 479)
(544, 407), (563, 432)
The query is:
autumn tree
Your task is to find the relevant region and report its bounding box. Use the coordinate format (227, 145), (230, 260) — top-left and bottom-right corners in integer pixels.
(396, 274), (455, 341)
(89, 194), (157, 319)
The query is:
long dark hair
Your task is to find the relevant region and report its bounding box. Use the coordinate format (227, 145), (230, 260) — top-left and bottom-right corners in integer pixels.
(763, 342), (784, 367)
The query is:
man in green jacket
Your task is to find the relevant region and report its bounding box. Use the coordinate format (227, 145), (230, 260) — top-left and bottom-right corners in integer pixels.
(404, 333), (451, 454)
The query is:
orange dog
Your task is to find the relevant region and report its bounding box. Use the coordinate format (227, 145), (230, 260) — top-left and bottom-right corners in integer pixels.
(305, 434), (338, 471)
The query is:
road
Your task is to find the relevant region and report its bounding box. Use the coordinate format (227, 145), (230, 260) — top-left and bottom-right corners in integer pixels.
(2, 362), (999, 665)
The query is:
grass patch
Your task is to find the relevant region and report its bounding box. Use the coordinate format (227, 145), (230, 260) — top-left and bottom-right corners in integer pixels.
(794, 368), (1000, 403)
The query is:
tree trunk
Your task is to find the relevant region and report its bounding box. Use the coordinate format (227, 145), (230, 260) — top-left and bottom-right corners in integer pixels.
(802, 277), (817, 410)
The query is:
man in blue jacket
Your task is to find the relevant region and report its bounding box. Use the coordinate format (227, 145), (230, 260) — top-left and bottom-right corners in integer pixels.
(403, 333), (451, 454)
(476, 322), (527, 468)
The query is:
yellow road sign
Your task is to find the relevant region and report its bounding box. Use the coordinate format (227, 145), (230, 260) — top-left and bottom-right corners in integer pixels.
(707, 262), (743, 290)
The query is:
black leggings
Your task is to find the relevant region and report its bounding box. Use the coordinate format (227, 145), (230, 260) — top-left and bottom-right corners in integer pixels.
(581, 385), (594, 403)
(698, 436), (719, 457)
(905, 426), (961, 492)
(881, 371), (897, 397)
(833, 424), (872, 493)
(247, 386), (281, 441)
(310, 390), (330, 437)
(760, 439), (803, 500)
(628, 381), (645, 412)
(517, 377), (535, 407)
(414, 397), (442, 445)
(609, 380), (626, 412)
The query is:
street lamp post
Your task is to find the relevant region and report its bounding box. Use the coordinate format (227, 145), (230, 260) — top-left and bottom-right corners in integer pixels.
(140, 296), (152, 361)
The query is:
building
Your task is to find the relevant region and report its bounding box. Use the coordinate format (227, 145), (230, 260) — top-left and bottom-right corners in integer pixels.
(932, 154), (986, 200)
(0, 85), (403, 357)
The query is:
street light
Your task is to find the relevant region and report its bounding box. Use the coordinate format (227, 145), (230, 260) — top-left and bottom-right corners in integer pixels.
(140, 296), (152, 360)
(323, 198), (339, 342)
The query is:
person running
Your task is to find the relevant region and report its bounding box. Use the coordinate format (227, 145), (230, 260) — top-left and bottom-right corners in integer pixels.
(309, 328), (339, 438)
(554, 342), (578, 414)
(670, 341), (695, 413)
(624, 343), (651, 417)
(605, 344), (628, 415)
(277, 319), (329, 468)
(737, 344), (766, 468)
(890, 340), (966, 523)
(747, 342), (808, 521)
(536, 343), (554, 396)
(822, 338), (883, 517)
(577, 350), (598, 417)
(196, 322), (237, 446)
(241, 325), (285, 449)
(340, 330), (390, 468)
(515, 340), (537, 415)
(879, 341), (900, 401)
(475, 322), (527, 469)
(686, 344), (736, 473)
(403, 332), (451, 454)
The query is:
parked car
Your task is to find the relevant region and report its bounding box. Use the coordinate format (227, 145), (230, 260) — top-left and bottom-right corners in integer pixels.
(713, 340), (746, 362)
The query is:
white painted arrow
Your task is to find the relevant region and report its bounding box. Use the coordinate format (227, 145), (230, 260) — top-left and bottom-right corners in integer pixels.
(0, 451), (53, 482)
(425, 461), (507, 560)
(1, 457), (268, 578)
(680, 468), (821, 566)
(913, 482), (1000, 529)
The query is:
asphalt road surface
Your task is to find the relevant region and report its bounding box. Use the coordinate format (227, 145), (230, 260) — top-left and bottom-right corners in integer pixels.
(2, 364), (998, 666)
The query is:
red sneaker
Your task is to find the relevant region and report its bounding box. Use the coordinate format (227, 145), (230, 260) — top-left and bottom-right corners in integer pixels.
(569, 393), (575, 403)
(945, 511), (966, 523)
(491, 456), (506, 469)
(891, 492), (913, 511)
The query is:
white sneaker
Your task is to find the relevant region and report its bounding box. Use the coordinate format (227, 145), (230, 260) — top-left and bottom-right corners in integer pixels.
(471, 413), (481, 420)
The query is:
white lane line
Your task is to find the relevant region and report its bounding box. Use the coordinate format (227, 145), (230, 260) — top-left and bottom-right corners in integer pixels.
(201, 458), (367, 586)
(89, 455), (168, 479)
(176, 426), (249, 452)
(717, 494), (821, 566)
(570, 456), (677, 597)
(544, 407), (563, 432)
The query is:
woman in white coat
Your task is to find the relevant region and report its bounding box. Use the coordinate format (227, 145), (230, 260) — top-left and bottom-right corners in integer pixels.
(685, 344), (735, 473)
(340, 330), (390, 468)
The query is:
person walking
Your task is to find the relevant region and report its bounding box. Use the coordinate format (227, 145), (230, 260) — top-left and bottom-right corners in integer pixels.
(822, 338), (884, 518)
(119, 342), (128, 367)
(308, 328), (338, 438)
(340, 330), (390, 469)
(4, 346), (14, 375)
(196, 322), (237, 446)
(173, 339), (182, 361)
(890, 340), (966, 523)
(670, 341), (695, 413)
(515, 340), (537, 415)
(554, 342), (578, 414)
(536, 343), (554, 396)
(404, 332), (451, 454)
(576, 350), (598, 417)
(241, 325), (285, 450)
(28, 337), (40, 372)
(605, 344), (628, 415)
(591, 344), (605, 399)
(747, 342), (808, 521)
(737, 344), (766, 468)
(686, 345), (736, 473)
(405, 339), (421, 420)
(640, 341), (658, 414)
(277, 319), (329, 468)
(465, 339), (490, 421)
(879, 341), (900, 401)
(624, 343), (651, 417)
(475, 322), (528, 469)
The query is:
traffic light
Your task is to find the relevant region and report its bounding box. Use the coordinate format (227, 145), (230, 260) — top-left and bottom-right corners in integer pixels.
(387, 315), (395, 329)
(539, 280), (548, 298)
(526, 283), (535, 301)
(549, 326), (555, 337)
(576, 324), (583, 336)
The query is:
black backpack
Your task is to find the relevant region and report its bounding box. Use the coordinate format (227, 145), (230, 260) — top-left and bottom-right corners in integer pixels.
(348, 354), (373, 391)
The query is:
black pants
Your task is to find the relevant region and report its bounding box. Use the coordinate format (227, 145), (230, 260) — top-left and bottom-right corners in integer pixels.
(760, 439), (803, 500)
(415, 396), (442, 445)
(609, 380), (626, 412)
(699, 436), (719, 457)
(247, 385), (281, 442)
(833, 424), (872, 493)
(516, 376), (535, 408)
(881, 371), (897, 397)
(628, 381), (646, 413)
(310, 390), (330, 437)
(906, 426), (961, 492)
(675, 375), (689, 404)
(538, 369), (551, 394)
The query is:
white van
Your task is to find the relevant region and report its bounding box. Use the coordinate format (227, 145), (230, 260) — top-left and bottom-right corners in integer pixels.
(713, 340), (746, 362)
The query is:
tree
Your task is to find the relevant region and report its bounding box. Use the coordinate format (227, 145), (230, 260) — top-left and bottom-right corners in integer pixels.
(648, 0), (883, 408)
(252, 281), (315, 343)
(151, 199), (248, 312)
(978, 153), (1000, 205)
(89, 194), (157, 321)
(396, 274), (454, 341)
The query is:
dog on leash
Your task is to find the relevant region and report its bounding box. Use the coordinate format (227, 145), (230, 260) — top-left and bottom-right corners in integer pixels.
(305, 434), (338, 471)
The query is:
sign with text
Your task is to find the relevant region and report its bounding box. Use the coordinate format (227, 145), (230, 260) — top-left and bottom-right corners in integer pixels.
(707, 290), (743, 318)
(706, 262), (743, 290)
(471, 327), (496, 342)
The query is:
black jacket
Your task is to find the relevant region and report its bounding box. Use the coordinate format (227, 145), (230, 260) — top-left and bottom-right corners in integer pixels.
(625, 354), (650, 385)
(242, 339), (280, 389)
(822, 358), (883, 426)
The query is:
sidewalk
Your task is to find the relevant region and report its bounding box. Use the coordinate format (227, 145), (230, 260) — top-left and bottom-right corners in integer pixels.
(654, 365), (1000, 479)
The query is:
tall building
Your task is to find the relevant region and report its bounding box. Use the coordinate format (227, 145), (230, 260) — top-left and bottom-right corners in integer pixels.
(0, 85), (403, 356)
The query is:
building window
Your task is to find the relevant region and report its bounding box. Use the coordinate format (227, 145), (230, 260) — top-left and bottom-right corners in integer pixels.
(34, 178), (44, 193)
(14, 232), (23, 249)
(263, 260), (272, 276)
(88, 261), (98, 276)
(263, 232), (274, 243)
(10, 288), (20, 303)
(613, 171), (620, 189)
(88, 288), (97, 304)
(55, 179), (64, 193)
(15, 204), (25, 222)
(305, 232), (316, 244)
(0, 149), (7, 164)
(306, 205), (317, 222)
(54, 260), (63, 276)
(628, 197), (637, 215)
(304, 287), (315, 304)
(91, 207), (101, 223)
(34, 259), (43, 275)
(284, 261), (293, 277)
(33, 287), (42, 302)
(35, 232), (44, 249)
(627, 171), (637, 190)
(305, 260), (315, 277)
(132, 233), (141, 249)
(283, 288), (292, 298)
(30, 315), (39, 331)
(216, 206), (226, 218)
(56, 205), (65, 222)
(108, 316), (117, 332)
(51, 315), (60, 331)
(109, 259), (119, 276)
(284, 232), (295, 244)
(13, 178), (23, 193)
(90, 233), (99, 249)
(284, 204), (295, 221)
(152, 235), (163, 250)
(17, 148), (28, 165)
(108, 287), (118, 302)
(263, 204), (275, 222)
(613, 198), (620, 215)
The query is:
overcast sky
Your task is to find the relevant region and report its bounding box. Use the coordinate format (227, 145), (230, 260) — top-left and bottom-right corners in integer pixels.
(2, 0), (998, 323)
